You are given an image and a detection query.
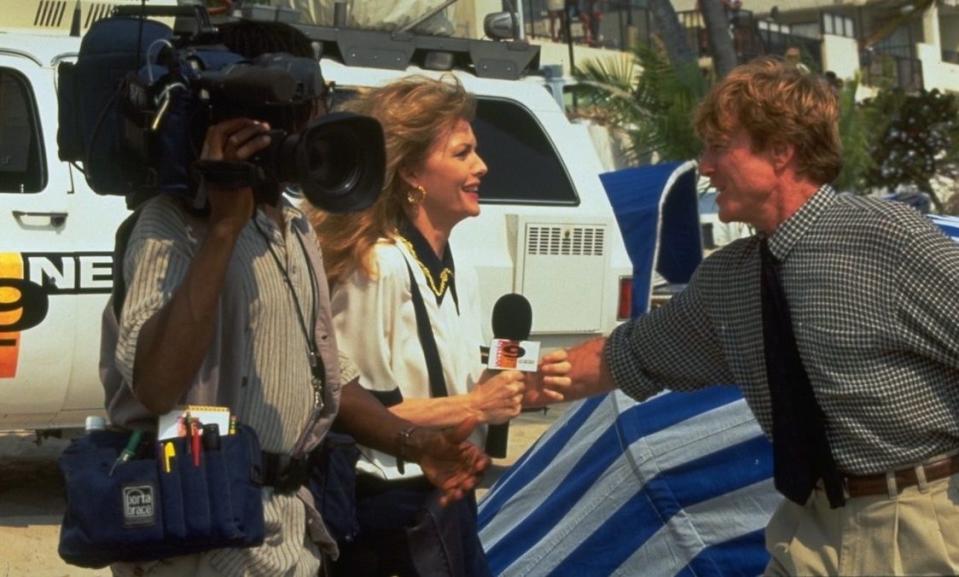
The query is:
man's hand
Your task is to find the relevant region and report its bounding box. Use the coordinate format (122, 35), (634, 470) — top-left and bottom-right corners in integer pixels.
(412, 418), (490, 506)
(523, 349), (572, 408)
(563, 336), (616, 400)
(199, 118), (272, 236)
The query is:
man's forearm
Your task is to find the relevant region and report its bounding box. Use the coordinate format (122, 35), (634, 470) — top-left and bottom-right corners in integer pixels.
(132, 226), (241, 414)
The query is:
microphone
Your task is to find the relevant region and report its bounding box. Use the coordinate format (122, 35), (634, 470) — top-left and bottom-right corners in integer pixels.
(485, 294), (537, 458)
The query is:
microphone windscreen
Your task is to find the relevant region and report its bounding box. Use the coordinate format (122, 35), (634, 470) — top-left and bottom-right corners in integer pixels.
(491, 293), (532, 341)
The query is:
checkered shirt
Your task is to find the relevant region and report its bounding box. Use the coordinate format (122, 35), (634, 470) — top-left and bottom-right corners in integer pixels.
(606, 185), (959, 475)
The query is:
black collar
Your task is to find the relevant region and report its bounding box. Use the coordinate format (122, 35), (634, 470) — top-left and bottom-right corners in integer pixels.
(398, 219), (458, 309)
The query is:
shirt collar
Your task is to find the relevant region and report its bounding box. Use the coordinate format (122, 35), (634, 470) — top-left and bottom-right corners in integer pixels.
(765, 184), (836, 262)
(398, 218), (456, 302)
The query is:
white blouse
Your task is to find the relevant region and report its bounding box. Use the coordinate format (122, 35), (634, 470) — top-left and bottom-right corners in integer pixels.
(330, 237), (486, 480)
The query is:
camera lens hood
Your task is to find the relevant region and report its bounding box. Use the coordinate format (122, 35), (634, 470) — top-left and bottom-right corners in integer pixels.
(291, 112), (386, 213)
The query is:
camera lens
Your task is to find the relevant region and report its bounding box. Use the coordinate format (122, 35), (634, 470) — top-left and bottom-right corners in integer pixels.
(305, 125), (360, 196)
(294, 112), (385, 213)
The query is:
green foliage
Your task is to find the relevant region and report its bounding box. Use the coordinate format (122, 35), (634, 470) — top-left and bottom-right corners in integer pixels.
(834, 77), (882, 192)
(572, 45), (708, 164)
(573, 46), (958, 211)
(864, 89), (959, 204)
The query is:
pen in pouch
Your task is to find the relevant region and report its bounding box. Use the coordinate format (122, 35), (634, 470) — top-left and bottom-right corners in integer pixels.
(162, 441), (176, 474)
(190, 418), (202, 467)
(109, 430), (144, 476)
(202, 423), (220, 451)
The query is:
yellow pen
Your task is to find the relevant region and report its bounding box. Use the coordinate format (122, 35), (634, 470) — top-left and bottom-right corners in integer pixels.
(162, 441), (176, 474)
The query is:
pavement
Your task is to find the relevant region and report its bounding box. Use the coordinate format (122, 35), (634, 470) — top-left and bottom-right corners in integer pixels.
(0, 405), (567, 577)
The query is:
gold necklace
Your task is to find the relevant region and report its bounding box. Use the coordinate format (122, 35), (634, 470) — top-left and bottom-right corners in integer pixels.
(397, 235), (453, 298)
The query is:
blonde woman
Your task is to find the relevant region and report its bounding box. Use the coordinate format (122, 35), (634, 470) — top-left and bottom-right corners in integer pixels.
(309, 76), (569, 577)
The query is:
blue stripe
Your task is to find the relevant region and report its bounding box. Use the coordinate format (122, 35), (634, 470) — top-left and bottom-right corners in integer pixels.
(654, 435), (771, 509)
(686, 528), (768, 577)
(544, 436), (771, 576)
(485, 422), (626, 573)
(614, 387), (744, 445)
(484, 388), (749, 573)
(478, 394), (606, 526)
(930, 216), (959, 240)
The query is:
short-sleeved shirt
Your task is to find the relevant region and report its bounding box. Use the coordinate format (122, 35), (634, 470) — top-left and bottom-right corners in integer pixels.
(102, 194), (344, 576)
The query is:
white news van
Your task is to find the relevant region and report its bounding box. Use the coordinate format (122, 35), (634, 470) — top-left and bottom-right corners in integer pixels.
(0, 4), (633, 432)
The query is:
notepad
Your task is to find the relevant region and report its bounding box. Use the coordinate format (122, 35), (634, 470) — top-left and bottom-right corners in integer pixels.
(157, 405), (231, 441)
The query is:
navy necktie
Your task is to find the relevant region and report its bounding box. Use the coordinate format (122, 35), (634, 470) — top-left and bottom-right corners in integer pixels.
(760, 239), (845, 508)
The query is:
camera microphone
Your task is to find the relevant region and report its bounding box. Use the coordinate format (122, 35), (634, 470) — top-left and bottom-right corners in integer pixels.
(485, 293), (536, 458)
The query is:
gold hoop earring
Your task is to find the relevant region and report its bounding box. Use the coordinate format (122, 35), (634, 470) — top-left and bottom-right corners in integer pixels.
(406, 185), (427, 205)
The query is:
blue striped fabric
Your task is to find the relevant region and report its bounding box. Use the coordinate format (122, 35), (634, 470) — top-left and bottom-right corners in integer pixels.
(929, 214), (959, 242)
(477, 215), (959, 577)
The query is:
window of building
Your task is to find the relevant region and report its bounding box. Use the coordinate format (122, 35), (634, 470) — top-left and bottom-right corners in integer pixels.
(822, 13), (855, 39)
(0, 68), (45, 193)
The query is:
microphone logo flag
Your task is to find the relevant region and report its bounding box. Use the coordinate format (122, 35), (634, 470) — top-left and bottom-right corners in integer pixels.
(488, 339), (540, 372)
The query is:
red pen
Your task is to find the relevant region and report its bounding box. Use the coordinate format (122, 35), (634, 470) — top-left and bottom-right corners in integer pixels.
(190, 418), (202, 467)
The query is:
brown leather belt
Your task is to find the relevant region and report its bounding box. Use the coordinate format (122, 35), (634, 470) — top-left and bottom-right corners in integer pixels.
(845, 454), (959, 498)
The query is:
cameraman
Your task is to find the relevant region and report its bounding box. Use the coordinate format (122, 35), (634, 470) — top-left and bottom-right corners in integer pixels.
(101, 20), (488, 577)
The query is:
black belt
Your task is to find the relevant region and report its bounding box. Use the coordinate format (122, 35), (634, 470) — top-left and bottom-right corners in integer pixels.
(260, 452), (310, 495)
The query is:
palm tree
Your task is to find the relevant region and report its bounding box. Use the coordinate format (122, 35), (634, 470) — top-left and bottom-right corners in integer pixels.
(699, 0), (738, 77)
(572, 44), (708, 164)
(646, 0), (696, 68)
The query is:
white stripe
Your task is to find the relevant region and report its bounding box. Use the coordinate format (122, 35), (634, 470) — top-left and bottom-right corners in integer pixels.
(480, 395), (622, 551)
(614, 478), (779, 577)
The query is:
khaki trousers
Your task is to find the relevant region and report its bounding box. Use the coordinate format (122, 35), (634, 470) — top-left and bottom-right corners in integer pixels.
(764, 472), (959, 576)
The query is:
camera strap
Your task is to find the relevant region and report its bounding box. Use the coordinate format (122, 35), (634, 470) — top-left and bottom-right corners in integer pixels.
(252, 217), (326, 409)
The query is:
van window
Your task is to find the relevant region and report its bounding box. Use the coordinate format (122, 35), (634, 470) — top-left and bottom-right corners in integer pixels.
(472, 99), (578, 206)
(331, 88), (578, 206)
(0, 68), (45, 193)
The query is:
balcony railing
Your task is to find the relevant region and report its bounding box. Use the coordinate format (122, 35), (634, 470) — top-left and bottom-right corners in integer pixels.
(860, 47), (923, 92)
(758, 28), (823, 72)
(677, 9), (822, 72)
(520, 0), (652, 51)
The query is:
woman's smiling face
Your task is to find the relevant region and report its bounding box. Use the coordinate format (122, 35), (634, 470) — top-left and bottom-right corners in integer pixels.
(410, 118), (488, 231)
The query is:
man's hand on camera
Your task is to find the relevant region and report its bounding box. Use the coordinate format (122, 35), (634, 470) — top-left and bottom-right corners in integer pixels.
(200, 118), (272, 236)
(412, 418), (490, 506)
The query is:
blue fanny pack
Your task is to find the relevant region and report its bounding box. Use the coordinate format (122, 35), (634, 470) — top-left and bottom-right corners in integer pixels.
(58, 424), (265, 568)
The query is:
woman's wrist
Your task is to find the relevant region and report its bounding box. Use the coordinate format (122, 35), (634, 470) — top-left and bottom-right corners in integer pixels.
(395, 425), (418, 474)
(464, 390), (488, 424)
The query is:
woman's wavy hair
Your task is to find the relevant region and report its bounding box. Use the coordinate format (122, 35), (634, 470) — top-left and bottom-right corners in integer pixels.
(694, 56), (842, 184)
(307, 75), (475, 285)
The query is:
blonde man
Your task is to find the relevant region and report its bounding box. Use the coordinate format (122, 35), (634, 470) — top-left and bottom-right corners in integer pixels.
(563, 57), (959, 576)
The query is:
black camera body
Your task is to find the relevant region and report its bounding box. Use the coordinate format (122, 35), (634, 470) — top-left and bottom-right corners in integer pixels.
(57, 6), (384, 212)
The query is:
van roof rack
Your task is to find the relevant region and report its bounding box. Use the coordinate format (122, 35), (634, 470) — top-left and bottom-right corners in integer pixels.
(294, 23), (540, 81)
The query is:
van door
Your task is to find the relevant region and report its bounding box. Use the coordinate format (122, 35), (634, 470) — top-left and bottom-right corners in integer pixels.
(0, 54), (78, 429)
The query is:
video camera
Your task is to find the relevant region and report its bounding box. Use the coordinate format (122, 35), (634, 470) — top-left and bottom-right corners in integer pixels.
(57, 4), (385, 211)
